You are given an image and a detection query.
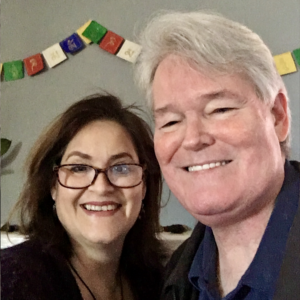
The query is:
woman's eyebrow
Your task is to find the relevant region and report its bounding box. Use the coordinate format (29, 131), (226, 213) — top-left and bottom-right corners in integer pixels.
(109, 152), (135, 162)
(65, 151), (136, 165)
(65, 151), (92, 161)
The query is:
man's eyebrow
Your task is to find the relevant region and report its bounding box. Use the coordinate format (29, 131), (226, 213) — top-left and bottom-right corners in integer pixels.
(154, 104), (177, 117)
(200, 90), (243, 101)
(154, 90), (244, 116)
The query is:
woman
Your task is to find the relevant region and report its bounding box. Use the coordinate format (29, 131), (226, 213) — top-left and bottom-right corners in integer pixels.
(1, 94), (166, 300)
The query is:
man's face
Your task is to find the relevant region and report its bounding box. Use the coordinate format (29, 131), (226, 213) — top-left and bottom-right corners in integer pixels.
(152, 55), (288, 226)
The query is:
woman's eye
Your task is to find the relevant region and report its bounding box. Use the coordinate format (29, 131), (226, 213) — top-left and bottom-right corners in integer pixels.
(69, 165), (89, 173)
(111, 164), (130, 174)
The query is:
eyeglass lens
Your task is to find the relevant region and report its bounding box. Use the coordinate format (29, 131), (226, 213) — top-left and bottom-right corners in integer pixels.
(57, 164), (143, 188)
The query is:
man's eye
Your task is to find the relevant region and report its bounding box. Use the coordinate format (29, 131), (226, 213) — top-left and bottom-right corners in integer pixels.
(213, 107), (234, 114)
(162, 120), (179, 128)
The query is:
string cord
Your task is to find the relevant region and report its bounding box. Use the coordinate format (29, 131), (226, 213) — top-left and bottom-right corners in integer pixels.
(68, 261), (123, 300)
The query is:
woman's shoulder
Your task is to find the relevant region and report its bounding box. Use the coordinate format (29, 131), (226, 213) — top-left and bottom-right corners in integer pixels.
(1, 240), (58, 299)
(1, 239), (52, 269)
(1, 240), (42, 267)
(1, 240), (82, 300)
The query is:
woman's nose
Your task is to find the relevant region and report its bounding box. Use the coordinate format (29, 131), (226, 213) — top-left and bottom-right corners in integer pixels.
(89, 172), (115, 193)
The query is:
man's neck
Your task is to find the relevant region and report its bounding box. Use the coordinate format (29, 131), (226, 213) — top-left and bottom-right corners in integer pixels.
(212, 200), (276, 297)
(208, 163), (286, 297)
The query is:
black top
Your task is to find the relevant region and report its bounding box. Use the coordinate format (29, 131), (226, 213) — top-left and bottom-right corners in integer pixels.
(1, 239), (83, 300)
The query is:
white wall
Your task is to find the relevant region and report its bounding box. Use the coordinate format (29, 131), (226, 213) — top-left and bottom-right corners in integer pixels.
(1, 0), (300, 229)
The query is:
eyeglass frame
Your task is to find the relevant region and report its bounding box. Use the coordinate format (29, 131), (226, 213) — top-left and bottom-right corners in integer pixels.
(53, 163), (146, 189)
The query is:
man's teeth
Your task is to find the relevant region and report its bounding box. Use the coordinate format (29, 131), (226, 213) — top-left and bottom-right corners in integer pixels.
(188, 161), (228, 172)
(83, 204), (118, 211)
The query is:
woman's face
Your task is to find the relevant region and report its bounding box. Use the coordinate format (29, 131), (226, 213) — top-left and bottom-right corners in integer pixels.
(51, 120), (146, 248)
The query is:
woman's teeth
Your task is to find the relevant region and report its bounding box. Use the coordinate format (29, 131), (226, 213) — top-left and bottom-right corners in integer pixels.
(83, 204), (118, 211)
(188, 161), (229, 172)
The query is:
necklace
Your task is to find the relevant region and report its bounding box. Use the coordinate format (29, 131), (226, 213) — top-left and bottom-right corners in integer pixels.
(68, 261), (123, 300)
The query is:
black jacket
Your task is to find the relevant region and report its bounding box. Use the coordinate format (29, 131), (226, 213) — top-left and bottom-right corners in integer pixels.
(1, 239), (83, 300)
(160, 161), (300, 300)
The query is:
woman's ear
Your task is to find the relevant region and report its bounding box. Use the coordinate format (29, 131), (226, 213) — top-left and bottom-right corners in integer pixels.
(271, 91), (289, 142)
(142, 183), (147, 199)
(51, 184), (57, 201)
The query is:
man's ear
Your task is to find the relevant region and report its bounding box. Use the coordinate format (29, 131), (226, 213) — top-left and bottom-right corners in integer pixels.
(271, 91), (289, 142)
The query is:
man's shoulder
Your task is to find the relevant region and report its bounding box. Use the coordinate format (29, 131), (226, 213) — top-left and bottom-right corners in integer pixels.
(290, 160), (300, 170)
(164, 222), (206, 281)
(273, 161), (300, 300)
(160, 223), (205, 300)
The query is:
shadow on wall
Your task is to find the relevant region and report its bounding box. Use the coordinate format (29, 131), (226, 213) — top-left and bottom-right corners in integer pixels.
(1, 141), (22, 175)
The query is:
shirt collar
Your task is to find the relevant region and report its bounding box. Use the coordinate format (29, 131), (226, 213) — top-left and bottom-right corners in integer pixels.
(189, 226), (219, 296)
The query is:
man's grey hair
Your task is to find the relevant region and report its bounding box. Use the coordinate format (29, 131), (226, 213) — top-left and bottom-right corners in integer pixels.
(134, 10), (291, 156)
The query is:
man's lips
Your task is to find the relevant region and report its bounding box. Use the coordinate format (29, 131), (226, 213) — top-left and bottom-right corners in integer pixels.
(186, 160), (232, 172)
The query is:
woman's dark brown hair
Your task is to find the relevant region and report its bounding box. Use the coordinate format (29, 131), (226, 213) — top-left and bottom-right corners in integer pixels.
(8, 93), (166, 299)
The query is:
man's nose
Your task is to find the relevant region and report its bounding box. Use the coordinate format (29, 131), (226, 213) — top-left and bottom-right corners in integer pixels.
(182, 118), (215, 151)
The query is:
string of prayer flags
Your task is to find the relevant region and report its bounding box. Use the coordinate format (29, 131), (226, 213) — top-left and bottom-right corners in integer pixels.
(23, 53), (44, 76)
(60, 33), (84, 54)
(42, 43), (67, 68)
(292, 48), (300, 66)
(1, 18), (299, 83)
(3, 60), (24, 81)
(274, 52), (297, 76)
(76, 20), (92, 44)
(82, 20), (107, 44)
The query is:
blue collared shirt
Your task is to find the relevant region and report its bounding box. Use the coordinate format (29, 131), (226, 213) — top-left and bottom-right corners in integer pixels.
(188, 160), (300, 300)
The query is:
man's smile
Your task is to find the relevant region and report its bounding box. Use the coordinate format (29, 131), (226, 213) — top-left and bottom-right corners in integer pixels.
(187, 160), (232, 172)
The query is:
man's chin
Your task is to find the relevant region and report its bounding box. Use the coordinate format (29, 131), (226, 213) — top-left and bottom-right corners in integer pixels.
(190, 206), (240, 228)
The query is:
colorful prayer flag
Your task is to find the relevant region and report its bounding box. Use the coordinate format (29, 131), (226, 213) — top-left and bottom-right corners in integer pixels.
(42, 43), (67, 68)
(99, 31), (124, 54)
(60, 33), (84, 54)
(116, 40), (142, 63)
(76, 20), (92, 44)
(292, 48), (300, 66)
(273, 52), (297, 75)
(3, 60), (24, 81)
(82, 20), (107, 44)
(23, 53), (44, 76)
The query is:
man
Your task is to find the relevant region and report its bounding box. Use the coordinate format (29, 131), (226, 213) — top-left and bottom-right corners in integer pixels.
(134, 11), (300, 300)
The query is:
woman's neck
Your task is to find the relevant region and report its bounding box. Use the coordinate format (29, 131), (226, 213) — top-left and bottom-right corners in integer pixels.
(69, 239), (124, 300)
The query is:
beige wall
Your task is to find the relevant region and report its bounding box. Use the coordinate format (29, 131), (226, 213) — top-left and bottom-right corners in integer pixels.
(1, 0), (300, 228)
